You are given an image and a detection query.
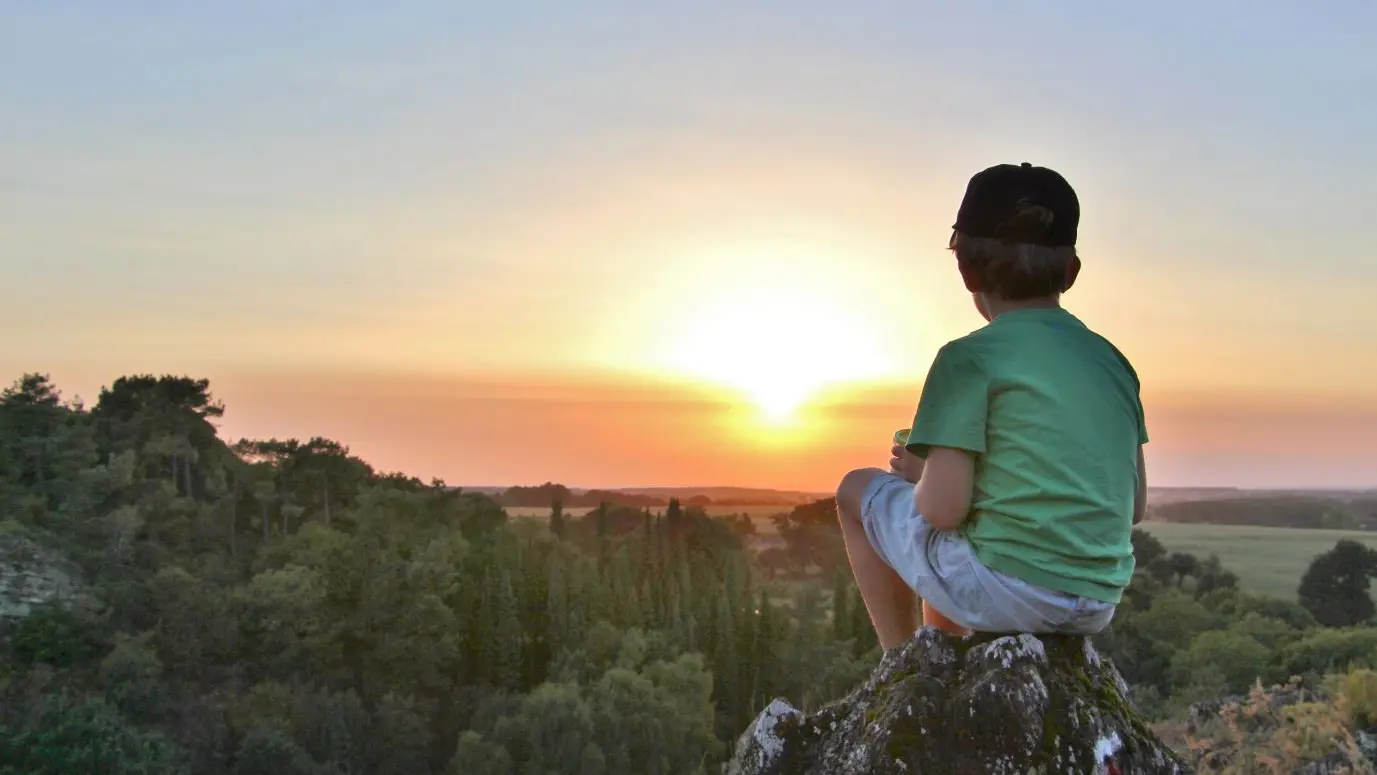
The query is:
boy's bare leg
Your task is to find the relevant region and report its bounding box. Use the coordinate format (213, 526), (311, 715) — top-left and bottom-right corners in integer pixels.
(922, 601), (971, 637)
(836, 468), (919, 650)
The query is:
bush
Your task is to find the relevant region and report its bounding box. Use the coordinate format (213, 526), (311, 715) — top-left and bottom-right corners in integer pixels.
(1341, 668), (1377, 730)
(1280, 627), (1377, 677)
(8, 604), (100, 669)
(0, 692), (184, 775)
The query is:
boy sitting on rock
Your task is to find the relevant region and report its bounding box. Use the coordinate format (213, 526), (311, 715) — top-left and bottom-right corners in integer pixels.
(835, 162), (1148, 649)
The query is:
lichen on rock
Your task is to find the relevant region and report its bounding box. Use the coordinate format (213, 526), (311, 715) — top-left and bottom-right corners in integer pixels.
(724, 627), (1190, 775)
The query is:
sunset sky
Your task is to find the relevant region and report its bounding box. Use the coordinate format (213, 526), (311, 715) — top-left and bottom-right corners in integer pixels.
(4, 2), (1376, 491)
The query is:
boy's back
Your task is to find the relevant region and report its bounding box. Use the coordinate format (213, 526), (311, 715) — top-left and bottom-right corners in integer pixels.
(834, 160), (1146, 647)
(909, 306), (1147, 605)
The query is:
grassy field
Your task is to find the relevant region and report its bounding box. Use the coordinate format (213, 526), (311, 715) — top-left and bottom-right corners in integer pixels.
(503, 504), (794, 520)
(1140, 521), (1377, 600)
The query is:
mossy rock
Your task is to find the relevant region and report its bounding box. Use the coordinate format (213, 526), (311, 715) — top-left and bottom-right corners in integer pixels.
(724, 628), (1191, 775)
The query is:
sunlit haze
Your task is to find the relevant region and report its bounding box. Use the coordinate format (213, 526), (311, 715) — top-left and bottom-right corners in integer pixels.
(4, 3), (1376, 491)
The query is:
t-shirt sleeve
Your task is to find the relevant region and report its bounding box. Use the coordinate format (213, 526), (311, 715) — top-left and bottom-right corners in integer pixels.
(905, 342), (989, 458)
(1111, 342), (1150, 445)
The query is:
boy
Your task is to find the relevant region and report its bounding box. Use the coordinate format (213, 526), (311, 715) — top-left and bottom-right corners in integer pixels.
(835, 162), (1148, 649)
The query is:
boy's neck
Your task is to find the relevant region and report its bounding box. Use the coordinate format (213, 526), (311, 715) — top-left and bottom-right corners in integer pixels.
(982, 294), (1062, 321)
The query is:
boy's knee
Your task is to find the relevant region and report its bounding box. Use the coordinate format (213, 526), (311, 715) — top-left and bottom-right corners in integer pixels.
(836, 468), (886, 524)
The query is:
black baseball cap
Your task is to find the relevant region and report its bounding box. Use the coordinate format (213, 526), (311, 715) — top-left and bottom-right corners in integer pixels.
(952, 162), (1079, 248)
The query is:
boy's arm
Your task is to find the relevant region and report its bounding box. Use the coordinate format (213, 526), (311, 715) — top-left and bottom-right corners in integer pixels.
(915, 448), (975, 531)
(1132, 445), (1147, 525)
(1119, 344), (1150, 526)
(904, 342), (988, 531)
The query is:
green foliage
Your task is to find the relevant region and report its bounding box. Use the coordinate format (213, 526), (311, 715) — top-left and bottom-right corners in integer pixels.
(470, 624), (722, 775)
(99, 632), (166, 723)
(1169, 629), (1274, 697)
(1279, 627), (1377, 677)
(449, 731), (511, 775)
(1341, 668), (1377, 729)
(0, 371), (885, 774)
(9, 604), (100, 669)
(770, 498), (843, 574)
(232, 727), (317, 775)
(1299, 539), (1377, 627)
(0, 693), (184, 775)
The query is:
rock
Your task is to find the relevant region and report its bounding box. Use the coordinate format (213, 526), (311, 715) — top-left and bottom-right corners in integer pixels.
(0, 532), (86, 619)
(725, 628), (1190, 775)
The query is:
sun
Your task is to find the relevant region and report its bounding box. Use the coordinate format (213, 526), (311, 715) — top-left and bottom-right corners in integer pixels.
(659, 285), (891, 423)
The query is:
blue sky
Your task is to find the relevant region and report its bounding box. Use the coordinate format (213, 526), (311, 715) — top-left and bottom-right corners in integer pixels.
(3, 2), (1375, 488)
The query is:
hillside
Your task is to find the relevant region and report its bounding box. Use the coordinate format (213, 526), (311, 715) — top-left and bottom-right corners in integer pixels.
(464, 483), (827, 507)
(609, 486), (824, 505)
(469, 484), (1376, 517)
(1148, 494), (1372, 530)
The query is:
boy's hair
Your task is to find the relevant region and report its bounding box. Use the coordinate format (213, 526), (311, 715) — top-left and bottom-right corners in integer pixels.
(948, 201), (1078, 301)
(949, 163), (1079, 300)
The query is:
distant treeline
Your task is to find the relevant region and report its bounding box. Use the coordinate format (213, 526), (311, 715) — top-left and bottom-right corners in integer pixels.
(495, 482), (795, 509)
(1150, 495), (1377, 531)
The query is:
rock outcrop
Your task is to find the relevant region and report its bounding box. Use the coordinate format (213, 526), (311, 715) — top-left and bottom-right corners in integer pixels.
(725, 628), (1190, 775)
(0, 531), (86, 619)
(1176, 678), (1377, 774)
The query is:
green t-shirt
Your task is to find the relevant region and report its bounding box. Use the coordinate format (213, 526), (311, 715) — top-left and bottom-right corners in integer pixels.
(905, 307), (1148, 604)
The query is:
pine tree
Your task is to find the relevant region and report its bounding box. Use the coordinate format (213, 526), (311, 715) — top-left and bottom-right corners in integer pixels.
(849, 586), (878, 657)
(749, 588), (776, 713)
(666, 497), (684, 545)
(676, 556), (697, 649)
(486, 570), (522, 690)
(831, 567), (852, 643)
(595, 501), (610, 569)
(609, 549), (634, 628)
(545, 552), (569, 660)
(549, 498), (565, 539)
(794, 582), (824, 644)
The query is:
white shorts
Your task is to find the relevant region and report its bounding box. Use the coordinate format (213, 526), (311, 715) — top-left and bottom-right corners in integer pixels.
(861, 472), (1116, 635)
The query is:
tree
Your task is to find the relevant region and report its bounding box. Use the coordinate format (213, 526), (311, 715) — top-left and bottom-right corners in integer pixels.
(1193, 554), (1239, 599)
(1298, 539), (1377, 627)
(1169, 629), (1273, 696)
(93, 375), (224, 498)
(1, 368), (942, 773)
(550, 499), (566, 539)
(771, 498), (844, 574)
(1131, 528), (1167, 569)
(0, 693), (183, 775)
(274, 437), (374, 528)
(0, 374), (99, 518)
(1165, 552), (1200, 587)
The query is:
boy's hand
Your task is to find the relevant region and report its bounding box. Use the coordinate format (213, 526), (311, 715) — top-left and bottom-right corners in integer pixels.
(890, 444), (925, 484)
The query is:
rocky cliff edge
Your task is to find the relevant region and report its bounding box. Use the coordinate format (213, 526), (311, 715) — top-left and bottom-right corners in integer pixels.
(725, 628), (1191, 775)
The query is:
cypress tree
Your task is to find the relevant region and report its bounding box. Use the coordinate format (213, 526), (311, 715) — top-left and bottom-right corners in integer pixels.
(831, 567), (851, 642)
(545, 552), (568, 659)
(595, 500), (610, 568)
(490, 570), (523, 690)
(549, 498), (565, 539)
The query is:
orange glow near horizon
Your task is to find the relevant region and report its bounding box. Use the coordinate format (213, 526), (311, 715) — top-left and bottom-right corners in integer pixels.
(18, 363), (1377, 494)
(205, 368), (1374, 493)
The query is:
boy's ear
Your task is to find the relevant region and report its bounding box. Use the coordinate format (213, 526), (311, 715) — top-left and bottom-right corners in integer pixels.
(1062, 255), (1082, 292)
(957, 261), (982, 293)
